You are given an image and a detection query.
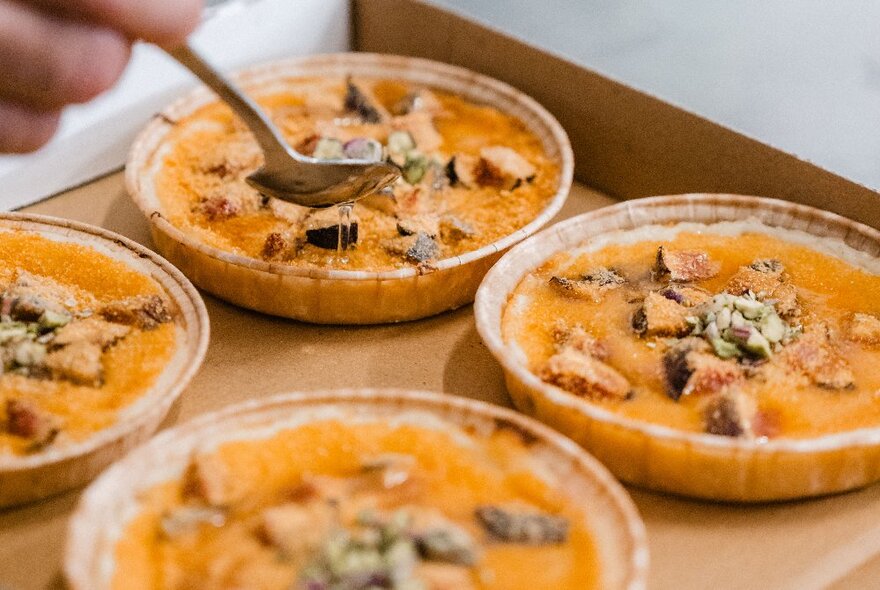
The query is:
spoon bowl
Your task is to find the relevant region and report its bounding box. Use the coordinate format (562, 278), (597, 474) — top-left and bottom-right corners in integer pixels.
(246, 157), (400, 208)
(168, 43), (399, 208)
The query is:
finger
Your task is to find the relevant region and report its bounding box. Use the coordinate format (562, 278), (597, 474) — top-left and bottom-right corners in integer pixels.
(26, 0), (204, 46)
(0, 102), (61, 153)
(0, 1), (131, 109)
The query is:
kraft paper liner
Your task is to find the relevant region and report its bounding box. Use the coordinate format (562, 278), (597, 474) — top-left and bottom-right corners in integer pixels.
(0, 214), (209, 507)
(64, 389), (648, 590)
(126, 53), (574, 324)
(474, 194), (880, 502)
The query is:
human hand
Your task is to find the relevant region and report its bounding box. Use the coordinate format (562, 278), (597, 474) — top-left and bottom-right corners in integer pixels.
(0, 0), (203, 153)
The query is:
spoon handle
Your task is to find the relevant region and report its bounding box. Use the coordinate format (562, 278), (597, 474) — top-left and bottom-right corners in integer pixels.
(166, 43), (292, 165)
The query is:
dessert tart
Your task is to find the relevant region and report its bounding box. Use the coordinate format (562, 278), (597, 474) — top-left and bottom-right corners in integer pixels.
(126, 53), (572, 324)
(475, 194), (880, 501)
(0, 214), (208, 506)
(65, 390), (647, 589)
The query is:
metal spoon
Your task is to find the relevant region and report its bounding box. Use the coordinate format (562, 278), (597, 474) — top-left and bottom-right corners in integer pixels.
(166, 43), (400, 208)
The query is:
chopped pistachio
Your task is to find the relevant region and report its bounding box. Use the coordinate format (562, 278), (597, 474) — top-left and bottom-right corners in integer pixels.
(689, 291), (798, 360)
(38, 309), (71, 329)
(313, 137), (345, 160)
(13, 340), (46, 367)
(730, 309), (746, 328)
(744, 330), (772, 358)
(403, 152), (429, 184)
(300, 508), (471, 589)
(704, 322), (721, 341)
(711, 337), (740, 359)
(759, 312), (786, 343)
(734, 296), (764, 319)
(716, 307), (731, 329)
(387, 130), (417, 154)
(0, 323), (28, 343)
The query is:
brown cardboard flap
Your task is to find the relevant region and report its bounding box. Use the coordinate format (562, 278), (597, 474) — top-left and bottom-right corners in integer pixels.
(354, 0), (880, 228)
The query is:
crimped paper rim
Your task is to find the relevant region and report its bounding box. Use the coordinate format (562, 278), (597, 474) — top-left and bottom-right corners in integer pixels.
(65, 389), (648, 590)
(126, 52), (574, 281)
(0, 213), (209, 473)
(474, 193), (880, 456)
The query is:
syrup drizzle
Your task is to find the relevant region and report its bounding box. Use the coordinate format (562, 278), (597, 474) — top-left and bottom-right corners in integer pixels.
(336, 202), (354, 264)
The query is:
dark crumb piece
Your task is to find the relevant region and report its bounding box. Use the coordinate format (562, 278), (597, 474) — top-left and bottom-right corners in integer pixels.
(198, 195), (240, 221)
(5, 399), (59, 449)
(662, 338), (743, 400)
(549, 276), (577, 291)
(445, 157), (460, 185)
(439, 216), (477, 243)
(631, 306), (648, 334)
(583, 267), (625, 287)
(750, 259), (784, 273)
(305, 223), (359, 250)
(703, 391), (755, 437)
(100, 295), (173, 330)
(406, 232), (440, 263)
(654, 246), (720, 282)
(304, 208), (360, 250)
(549, 267), (625, 303)
(344, 78), (385, 123)
(262, 232), (288, 259)
(414, 525), (478, 566)
(475, 505), (569, 545)
(384, 232), (440, 263)
(662, 340), (695, 401)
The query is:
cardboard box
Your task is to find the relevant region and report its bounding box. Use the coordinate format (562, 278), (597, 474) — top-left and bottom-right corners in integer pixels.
(2, 1), (880, 588)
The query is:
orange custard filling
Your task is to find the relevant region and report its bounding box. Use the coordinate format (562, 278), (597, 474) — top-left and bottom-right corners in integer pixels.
(0, 231), (178, 455)
(112, 421), (599, 590)
(503, 230), (880, 438)
(155, 78), (560, 271)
